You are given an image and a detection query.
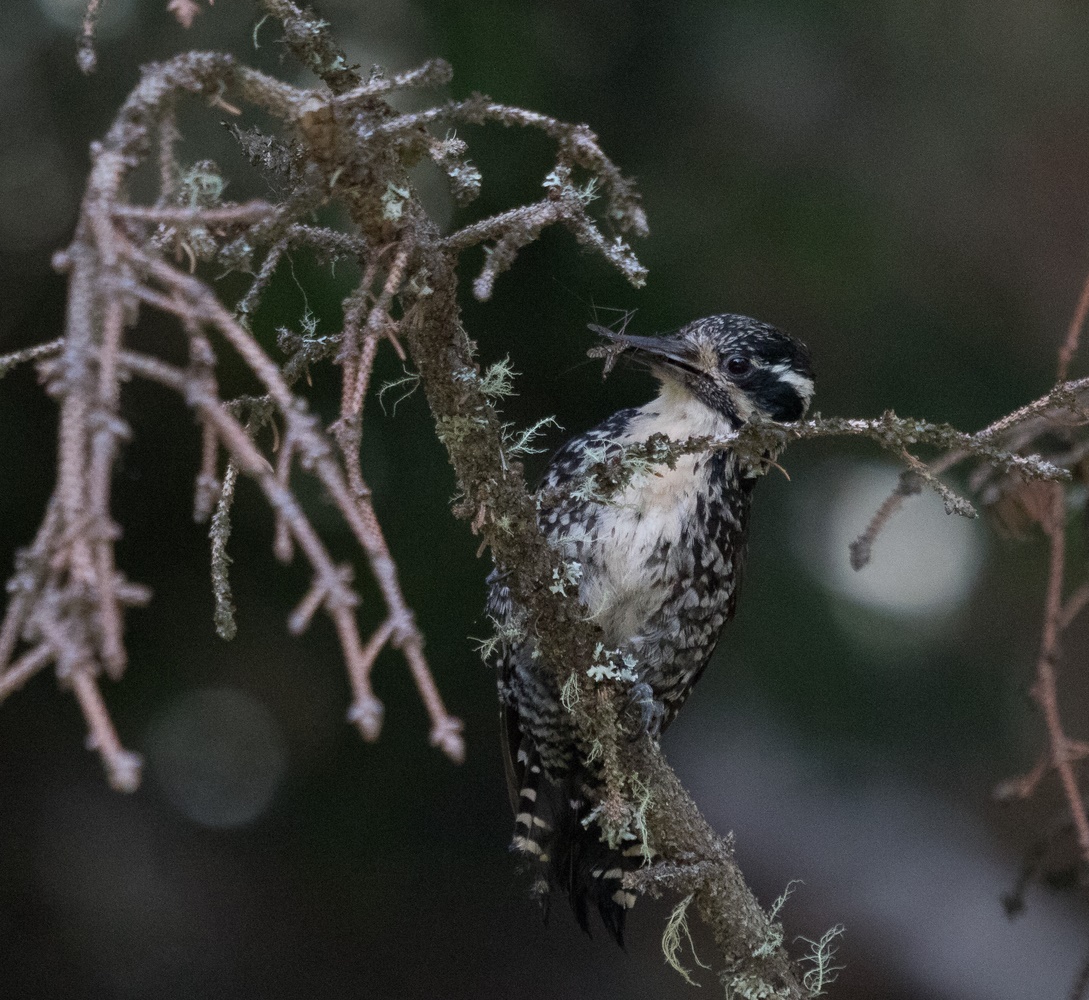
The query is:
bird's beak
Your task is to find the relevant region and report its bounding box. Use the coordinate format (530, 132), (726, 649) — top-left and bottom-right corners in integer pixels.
(593, 326), (702, 376)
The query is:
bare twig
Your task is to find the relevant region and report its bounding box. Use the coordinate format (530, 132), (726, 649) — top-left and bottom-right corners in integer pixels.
(0, 340), (63, 379)
(1031, 483), (1089, 863)
(70, 670), (142, 792)
(848, 470), (922, 571)
(194, 420), (220, 522)
(113, 201), (277, 225)
(1059, 267), (1089, 382)
(121, 242), (466, 758)
(0, 645), (54, 701)
(209, 458), (240, 641)
(1061, 582), (1089, 631)
(77, 0), (103, 74)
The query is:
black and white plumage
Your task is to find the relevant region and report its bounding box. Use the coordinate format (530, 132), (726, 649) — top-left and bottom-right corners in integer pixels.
(487, 314), (814, 945)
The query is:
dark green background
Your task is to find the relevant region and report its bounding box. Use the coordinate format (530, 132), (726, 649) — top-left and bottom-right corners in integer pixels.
(1, 1), (1087, 997)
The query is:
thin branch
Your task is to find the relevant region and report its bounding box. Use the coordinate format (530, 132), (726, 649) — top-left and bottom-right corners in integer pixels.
(77, 0), (103, 74)
(845, 373), (1089, 566)
(0, 339), (63, 379)
(1059, 266), (1089, 382)
(194, 420), (220, 522)
(155, 103), (180, 207)
(124, 240), (466, 758)
(236, 236), (291, 322)
(974, 375), (1089, 447)
(1061, 582), (1089, 631)
(130, 250), (459, 746)
(236, 225), (370, 323)
(260, 0), (362, 95)
(898, 447), (976, 516)
(0, 644), (55, 702)
(271, 431), (296, 563)
(209, 458), (240, 641)
(344, 616), (394, 740)
(849, 470), (922, 571)
(70, 669), (143, 792)
(1030, 483), (1089, 864)
(994, 755), (1051, 803)
(113, 201), (277, 225)
(87, 291), (129, 678)
(443, 178), (646, 301)
(325, 60), (454, 104)
(0, 499), (61, 671)
(362, 97), (647, 239)
(117, 342), (464, 762)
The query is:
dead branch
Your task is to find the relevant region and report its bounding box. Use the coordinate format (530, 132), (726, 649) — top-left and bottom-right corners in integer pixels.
(1030, 483), (1089, 862)
(40, 2), (1089, 996)
(1059, 267), (1089, 383)
(12, 1), (998, 992)
(804, 261), (1089, 921)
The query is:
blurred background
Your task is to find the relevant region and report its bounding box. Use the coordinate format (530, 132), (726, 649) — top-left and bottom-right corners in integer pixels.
(2, 1), (1088, 997)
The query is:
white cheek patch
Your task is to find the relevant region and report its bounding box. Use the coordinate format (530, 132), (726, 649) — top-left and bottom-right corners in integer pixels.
(768, 363), (815, 405)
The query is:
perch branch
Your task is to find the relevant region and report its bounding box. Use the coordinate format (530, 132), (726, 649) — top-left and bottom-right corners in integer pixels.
(5, 8), (830, 989)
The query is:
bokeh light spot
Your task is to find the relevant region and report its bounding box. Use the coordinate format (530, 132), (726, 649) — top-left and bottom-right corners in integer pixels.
(147, 688), (287, 829)
(796, 460), (985, 617)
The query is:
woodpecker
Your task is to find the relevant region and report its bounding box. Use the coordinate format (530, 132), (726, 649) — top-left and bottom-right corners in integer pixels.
(486, 313), (814, 945)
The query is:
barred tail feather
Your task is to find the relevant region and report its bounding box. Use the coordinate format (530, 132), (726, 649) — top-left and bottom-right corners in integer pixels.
(509, 741), (641, 947)
(510, 744), (558, 908)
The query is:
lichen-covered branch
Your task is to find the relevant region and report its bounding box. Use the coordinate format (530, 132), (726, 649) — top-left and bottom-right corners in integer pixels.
(37, 2), (1089, 995)
(6, 1), (652, 825)
(399, 257), (811, 996)
(0, 39), (477, 785)
(28, 2), (1048, 993)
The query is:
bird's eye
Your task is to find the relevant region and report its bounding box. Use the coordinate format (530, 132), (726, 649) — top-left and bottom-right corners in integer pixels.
(725, 356), (752, 377)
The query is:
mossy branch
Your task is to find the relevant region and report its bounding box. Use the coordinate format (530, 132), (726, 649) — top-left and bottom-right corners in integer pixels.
(25, 2), (1089, 994)
(5, 3), (839, 993)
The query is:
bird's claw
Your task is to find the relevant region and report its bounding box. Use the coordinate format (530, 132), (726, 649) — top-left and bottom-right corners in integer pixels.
(623, 681), (665, 741)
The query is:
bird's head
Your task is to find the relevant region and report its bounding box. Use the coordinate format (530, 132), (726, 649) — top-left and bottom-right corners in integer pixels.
(599, 314), (814, 425)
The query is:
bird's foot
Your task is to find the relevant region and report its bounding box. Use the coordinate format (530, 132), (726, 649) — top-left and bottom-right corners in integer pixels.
(622, 682), (665, 741)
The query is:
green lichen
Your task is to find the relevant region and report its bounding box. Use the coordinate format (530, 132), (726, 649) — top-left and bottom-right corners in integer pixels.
(798, 925), (845, 997)
(478, 356), (518, 399)
(753, 880), (800, 959)
(587, 643), (639, 683)
(378, 367), (422, 415)
(381, 181), (411, 220)
(725, 974), (789, 1000)
(436, 413), (490, 447)
(560, 671), (580, 711)
(662, 893), (711, 986)
(502, 415), (561, 457)
(548, 560), (583, 596)
(471, 615), (527, 663)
